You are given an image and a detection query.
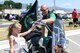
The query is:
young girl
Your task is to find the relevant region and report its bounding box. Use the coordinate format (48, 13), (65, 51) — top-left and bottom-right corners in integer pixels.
(8, 22), (35, 53)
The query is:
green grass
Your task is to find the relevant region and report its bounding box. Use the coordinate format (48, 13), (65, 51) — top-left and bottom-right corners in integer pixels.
(0, 27), (9, 40)
(0, 20), (19, 40)
(64, 24), (80, 31)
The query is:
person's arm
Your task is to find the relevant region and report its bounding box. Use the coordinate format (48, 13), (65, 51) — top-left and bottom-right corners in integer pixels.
(42, 13), (56, 24)
(19, 26), (36, 36)
(76, 12), (79, 18)
(9, 36), (14, 53)
(42, 18), (55, 23)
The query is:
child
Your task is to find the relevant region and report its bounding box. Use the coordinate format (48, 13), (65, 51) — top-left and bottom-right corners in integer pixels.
(8, 22), (35, 53)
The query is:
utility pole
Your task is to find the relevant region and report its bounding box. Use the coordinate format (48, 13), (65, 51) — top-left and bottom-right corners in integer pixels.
(54, 0), (56, 10)
(52, 1), (56, 53)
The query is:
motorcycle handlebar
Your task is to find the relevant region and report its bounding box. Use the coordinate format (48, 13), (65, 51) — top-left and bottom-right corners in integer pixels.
(32, 21), (52, 33)
(32, 21), (46, 26)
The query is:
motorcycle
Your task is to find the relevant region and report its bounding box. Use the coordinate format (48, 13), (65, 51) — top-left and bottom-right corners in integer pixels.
(23, 18), (69, 53)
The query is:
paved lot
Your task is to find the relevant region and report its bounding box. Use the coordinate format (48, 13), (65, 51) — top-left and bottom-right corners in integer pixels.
(0, 48), (9, 53)
(65, 34), (80, 53)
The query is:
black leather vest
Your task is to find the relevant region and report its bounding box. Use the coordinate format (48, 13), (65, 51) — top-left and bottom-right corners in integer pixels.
(42, 11), (53, 36)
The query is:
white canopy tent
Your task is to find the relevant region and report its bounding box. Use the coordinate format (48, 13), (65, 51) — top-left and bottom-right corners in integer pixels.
(54, 10), (67, 14)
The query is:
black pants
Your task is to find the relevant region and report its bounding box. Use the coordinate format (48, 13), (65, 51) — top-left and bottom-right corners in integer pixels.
(73, 18), (78, 24)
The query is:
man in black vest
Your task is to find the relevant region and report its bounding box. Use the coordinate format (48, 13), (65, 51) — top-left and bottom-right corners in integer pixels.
(40, 4), (56, 36)
(37, 4), (57, 53)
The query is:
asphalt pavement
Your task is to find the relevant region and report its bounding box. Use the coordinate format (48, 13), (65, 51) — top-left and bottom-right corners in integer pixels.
(65, 34), (80, 53)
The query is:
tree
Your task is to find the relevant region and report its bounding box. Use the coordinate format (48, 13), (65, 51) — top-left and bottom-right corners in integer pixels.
(15, 3), (22, 9)
(26, 3), (32, 10)
(4, 1), (15, 9)
(0, 4), (4, 11)
(4, 1), (22, 9)
(0, 4), (5, 19)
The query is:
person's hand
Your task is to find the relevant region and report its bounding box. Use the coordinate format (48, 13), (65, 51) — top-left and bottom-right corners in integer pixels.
(37, 19), (42, 22)
(31, 25), (36, 31)
(41, 20), (46, 24)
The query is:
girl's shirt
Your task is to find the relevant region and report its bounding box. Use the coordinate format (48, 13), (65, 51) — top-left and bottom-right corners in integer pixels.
(10, 34), (26, 53)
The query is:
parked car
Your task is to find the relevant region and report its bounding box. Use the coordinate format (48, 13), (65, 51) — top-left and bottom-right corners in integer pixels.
(62, 14), (68, 19)
(62, 14), (71, 20)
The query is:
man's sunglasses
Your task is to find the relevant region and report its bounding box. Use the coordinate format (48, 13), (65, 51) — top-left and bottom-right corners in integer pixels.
(41, 8), (48, 12)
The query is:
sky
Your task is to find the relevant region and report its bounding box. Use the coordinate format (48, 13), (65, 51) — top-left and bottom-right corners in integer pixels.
(0, 0), (80, 9)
